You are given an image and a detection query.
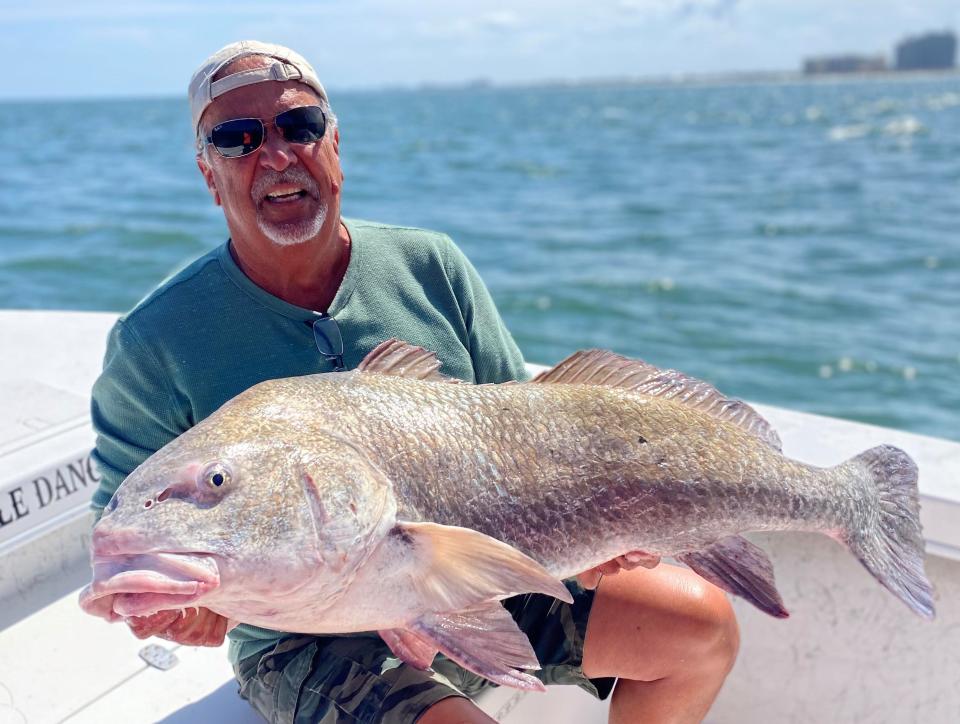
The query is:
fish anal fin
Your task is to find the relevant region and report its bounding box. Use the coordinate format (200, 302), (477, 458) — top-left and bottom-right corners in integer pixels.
(379, 627), (439, 670)
(411, 601), (546, 691)
(358, 339), (460, 383)
(397, 521), (573, 612)
(532, 350), (782, 451)
(678, 535), (789, 618)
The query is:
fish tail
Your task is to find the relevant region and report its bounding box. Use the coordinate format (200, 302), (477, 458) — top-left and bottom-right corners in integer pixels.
(841, 445), (934, 619)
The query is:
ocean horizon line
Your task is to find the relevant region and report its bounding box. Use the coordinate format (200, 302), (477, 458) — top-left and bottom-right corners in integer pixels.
(2, 66), (957, 105)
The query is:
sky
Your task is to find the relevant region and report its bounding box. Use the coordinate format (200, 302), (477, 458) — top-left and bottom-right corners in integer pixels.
(1, 0), (957, 100)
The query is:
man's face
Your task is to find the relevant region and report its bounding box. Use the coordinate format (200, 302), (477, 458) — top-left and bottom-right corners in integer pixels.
(196, 77), (343, 248)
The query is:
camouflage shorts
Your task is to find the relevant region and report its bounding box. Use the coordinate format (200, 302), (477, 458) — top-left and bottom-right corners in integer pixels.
(234, 581), (615, 724)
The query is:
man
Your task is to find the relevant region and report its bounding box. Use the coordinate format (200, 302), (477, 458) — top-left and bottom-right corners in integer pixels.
(90, 40), (739, 724)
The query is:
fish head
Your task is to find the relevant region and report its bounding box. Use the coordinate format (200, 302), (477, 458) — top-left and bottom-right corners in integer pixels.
(80, 417), (397, 627)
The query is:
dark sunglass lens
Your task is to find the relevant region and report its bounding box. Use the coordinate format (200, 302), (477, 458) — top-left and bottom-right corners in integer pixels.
(276, 106), (326, 144)
(312, 316), (343, 358)
(211, 119), (263, 157)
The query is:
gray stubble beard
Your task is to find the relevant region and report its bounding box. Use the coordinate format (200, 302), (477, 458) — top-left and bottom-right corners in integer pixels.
(257, 201), (328, 247)
(252, 167), (328, 247)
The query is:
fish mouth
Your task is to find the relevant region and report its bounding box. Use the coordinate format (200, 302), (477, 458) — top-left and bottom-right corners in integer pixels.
(79, 552), (220, 622)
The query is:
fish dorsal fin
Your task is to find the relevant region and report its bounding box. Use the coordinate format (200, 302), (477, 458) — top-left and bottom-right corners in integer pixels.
(533, 350), (782, 451)
(358, 339), (460, 383)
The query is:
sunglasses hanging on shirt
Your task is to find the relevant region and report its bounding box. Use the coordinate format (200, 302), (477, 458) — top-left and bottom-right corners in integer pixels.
(312, 315), (345, 371)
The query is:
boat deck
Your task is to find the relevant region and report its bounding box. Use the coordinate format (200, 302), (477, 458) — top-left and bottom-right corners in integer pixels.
(2, 310), (958, 723)
(0, 588), (258, 723)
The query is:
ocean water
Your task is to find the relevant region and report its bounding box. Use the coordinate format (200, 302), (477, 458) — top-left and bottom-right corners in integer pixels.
(1, 76), (958, 441)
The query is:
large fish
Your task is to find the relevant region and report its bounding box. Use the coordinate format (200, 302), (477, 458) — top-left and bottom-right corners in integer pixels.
(80, 340), (934, 690)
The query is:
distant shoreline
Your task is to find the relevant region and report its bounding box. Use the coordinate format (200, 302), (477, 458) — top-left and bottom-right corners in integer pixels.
(419, 67), (960, 92)
(2, 67), (958, 104)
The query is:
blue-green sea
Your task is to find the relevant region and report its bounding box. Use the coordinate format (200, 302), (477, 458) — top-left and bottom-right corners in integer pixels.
(1, 75), (958, 440)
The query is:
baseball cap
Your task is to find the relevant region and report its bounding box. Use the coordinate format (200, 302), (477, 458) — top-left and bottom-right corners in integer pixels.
(188, 40), (328, 141)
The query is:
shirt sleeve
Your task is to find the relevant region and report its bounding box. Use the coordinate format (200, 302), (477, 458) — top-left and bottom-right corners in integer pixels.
(442, 236), (530, 384)
(89, 319), (191, 518)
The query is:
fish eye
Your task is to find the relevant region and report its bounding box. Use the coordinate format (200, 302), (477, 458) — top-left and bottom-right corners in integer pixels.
(201, 462), (232, 489)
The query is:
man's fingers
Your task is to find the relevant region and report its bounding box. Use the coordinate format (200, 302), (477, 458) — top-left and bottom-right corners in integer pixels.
(598, 561), (621, 576)
(578, 551), (662, 590)
(126, 608), (228, 647)
(577, 569), (603, 590)
(212, 611), (229, 644)
(188, 608), (228, 646)
(578, 562), (620, 589)
(126, 610), (181, 639)
(622, 551), (661, 569)
(165, 607), (228, 647)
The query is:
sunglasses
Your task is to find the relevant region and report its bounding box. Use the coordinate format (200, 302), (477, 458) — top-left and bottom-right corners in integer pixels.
(205, 105), (327, 159)
(312, 315), (344, 371)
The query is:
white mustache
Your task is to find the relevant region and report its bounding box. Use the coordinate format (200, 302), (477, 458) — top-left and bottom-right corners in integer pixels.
(251, 167), (320, 203)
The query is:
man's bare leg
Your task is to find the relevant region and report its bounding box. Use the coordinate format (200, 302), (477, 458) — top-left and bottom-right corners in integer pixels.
(582, 563), (740, 724)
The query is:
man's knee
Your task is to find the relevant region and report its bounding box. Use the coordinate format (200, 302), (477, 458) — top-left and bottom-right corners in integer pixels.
(677, 577), (740, 676)
(583, 565), (740, 681)
(660, 572), (740, 676)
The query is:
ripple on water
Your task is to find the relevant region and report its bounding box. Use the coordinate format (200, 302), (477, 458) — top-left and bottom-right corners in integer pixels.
(2, 79), (958, 440)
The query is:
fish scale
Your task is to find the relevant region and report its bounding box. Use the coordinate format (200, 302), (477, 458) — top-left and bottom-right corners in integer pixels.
(255, 371), (863, 576)
(311, 377), (654, 569)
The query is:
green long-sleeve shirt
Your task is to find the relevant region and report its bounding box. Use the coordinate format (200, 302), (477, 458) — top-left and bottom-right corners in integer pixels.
(90, 217), (528, 670)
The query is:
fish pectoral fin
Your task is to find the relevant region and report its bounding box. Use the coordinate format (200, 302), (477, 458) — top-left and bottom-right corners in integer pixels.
(378, 627), (439, 670)
(397, 521), (573, 611)
(678, 535), (789, 618)
(410, 601), (547, 691)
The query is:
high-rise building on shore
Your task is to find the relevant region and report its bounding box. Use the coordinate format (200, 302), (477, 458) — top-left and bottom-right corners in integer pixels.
(802, 31), (956, 75)
(895, 32), (957, 71)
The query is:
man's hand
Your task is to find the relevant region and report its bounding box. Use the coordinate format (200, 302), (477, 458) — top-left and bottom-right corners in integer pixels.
(576, 551), (661, 590)
(125, 607), (231, 646)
